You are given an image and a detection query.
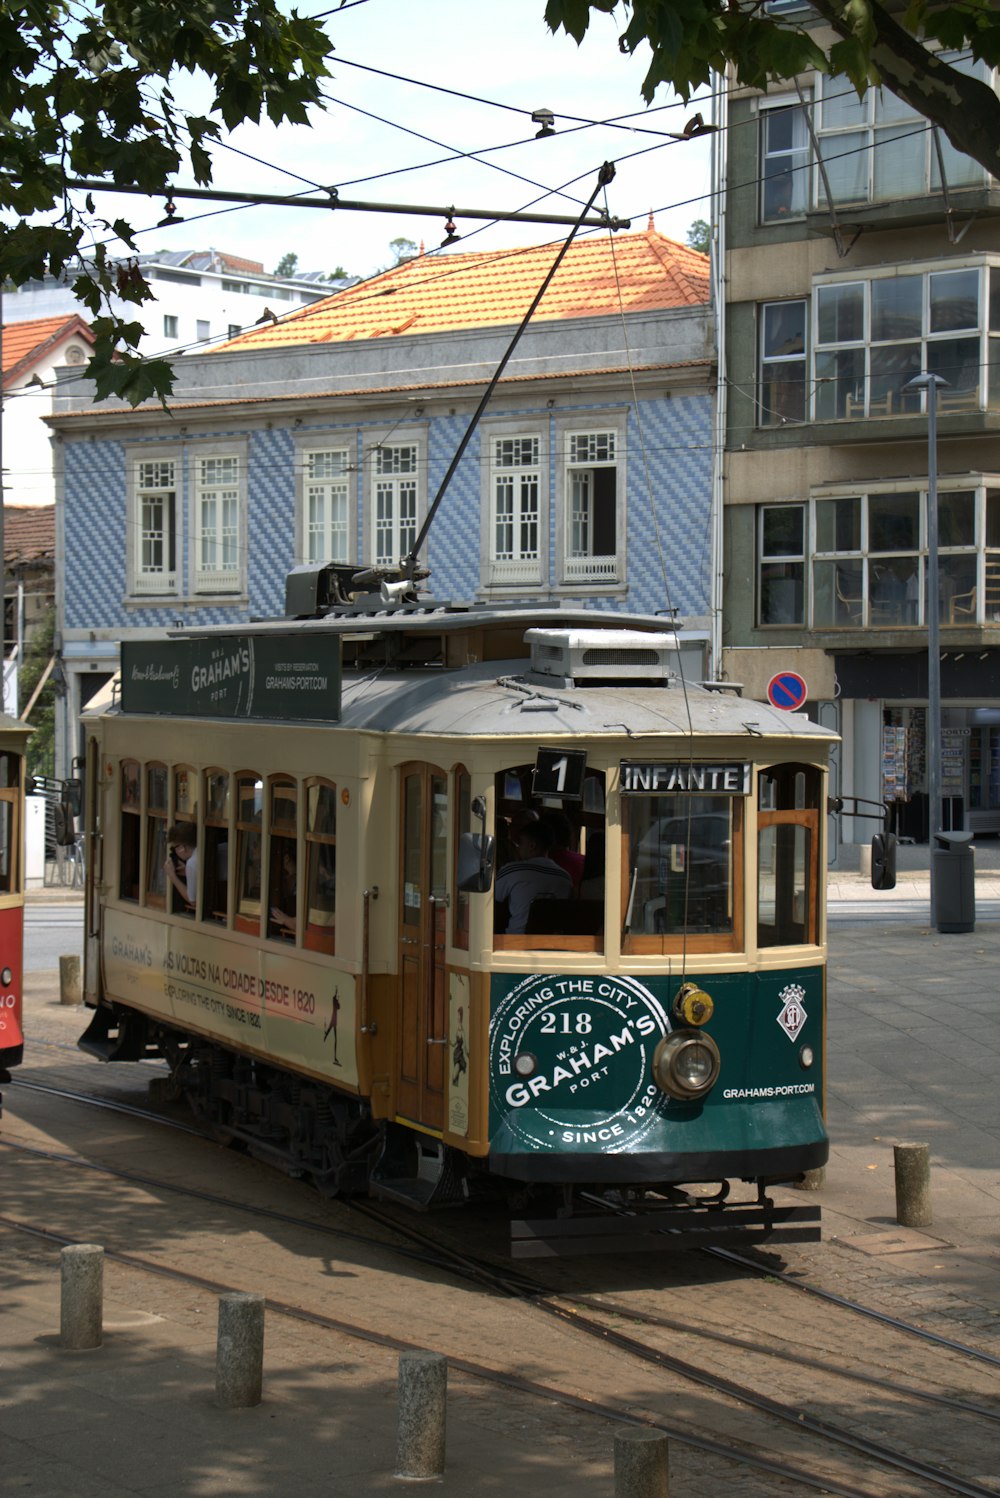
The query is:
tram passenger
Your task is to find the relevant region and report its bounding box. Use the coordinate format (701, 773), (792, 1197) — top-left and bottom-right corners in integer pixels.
(495, 819), (573, 933)
(164, 823), (197, 911)
(539, 810), (584, 888)
(270, 846), (297, 936)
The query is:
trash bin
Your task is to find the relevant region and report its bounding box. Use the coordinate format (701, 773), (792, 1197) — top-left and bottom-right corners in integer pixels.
(932, 830), (975, 934)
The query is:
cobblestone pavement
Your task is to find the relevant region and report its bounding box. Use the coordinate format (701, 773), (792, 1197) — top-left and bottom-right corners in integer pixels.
(2, 904), (998, 1496)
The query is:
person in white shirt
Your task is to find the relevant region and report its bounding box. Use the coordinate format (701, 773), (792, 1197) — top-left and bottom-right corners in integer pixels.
(164, 823), (198, 909)
(495, 820), (573, 933)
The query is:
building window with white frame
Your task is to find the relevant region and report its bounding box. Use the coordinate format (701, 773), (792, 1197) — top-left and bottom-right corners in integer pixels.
(194, 454), (242, 594)
(373, 444), (418, 566)
(563, 430), (620, 584)
(132, 457), (178, 595)
(760, 98), (811, 221)
(758, 505), (805, 624)
(304, 448), (351, 562)
(813, 263), (995, 421)
(759, 300), (807, 425)
(810, 486), (985, 628)
(814, 57), (990, 207)
(489, 435), (541, 586)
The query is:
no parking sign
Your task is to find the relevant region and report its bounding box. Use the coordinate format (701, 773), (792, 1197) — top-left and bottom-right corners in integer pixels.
(767, 671), (808, 711)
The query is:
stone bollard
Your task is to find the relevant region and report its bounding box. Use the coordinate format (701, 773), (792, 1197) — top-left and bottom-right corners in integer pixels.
(894, 1141), (932, 1229)
(60, 1243), (103, 1349)
(614, 1427), (669, 1498)
(395, 1350), (447, 1481)
(215, 1292), (265, 1408)
(858, 843), (872, 880)
(59, 954), (82, 1006)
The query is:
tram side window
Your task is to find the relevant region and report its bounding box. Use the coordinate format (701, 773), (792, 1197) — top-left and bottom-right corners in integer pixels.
(453, 768), (471, 950)
(305, 780), (336, 954)
(267, 777), (298, 942)
(120, 759), (141, 902)
(145, 764), (168, 908)
(758, 764), (821, 947)
(202, 770), (230, 924)
(235, 774), (262, 934)
(623, 794), (741, 951)
(0, 752), (19, 894)
(0, 795), (15, 894)
(167, 764), (197, 916)
(493, 764), (605, 948)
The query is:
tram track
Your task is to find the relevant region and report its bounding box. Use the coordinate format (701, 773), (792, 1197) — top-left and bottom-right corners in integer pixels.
(3, 1077), (999, 1498)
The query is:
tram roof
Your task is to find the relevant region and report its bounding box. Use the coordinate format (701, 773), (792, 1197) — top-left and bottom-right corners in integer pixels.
(332, 658), (835, 743)
(108, 603), (836, 746)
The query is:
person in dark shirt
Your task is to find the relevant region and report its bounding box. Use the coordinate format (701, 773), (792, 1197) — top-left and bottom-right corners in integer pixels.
(495, 819), (573, 933)
(538, 810), (585, 888)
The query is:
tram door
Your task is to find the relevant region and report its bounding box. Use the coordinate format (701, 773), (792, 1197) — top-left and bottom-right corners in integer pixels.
(397, 765), (448, 1130)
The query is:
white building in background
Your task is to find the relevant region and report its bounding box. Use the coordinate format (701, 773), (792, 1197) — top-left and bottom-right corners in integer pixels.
(2, 314), (96, 509)
(3, 250), (345, 359)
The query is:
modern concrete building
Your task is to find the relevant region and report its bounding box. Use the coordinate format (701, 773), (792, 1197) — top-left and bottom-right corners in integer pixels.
(4, 250), (341, 360)
(717, 18), (1000, 857)
(47, 229), (715, 779)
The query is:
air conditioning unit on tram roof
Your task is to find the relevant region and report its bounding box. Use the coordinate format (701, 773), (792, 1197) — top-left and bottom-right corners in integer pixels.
(524, 627), (679, 687)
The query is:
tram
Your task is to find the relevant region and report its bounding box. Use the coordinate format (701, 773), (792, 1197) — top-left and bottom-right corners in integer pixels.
(0, 715), (35, 1114)
(79, 575), (836, 1253)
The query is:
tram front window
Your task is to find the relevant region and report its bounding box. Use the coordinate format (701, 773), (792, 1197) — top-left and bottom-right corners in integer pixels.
(623, 795), (738, 942)
(757, 764), (821, 947)
(493, 764), (605, 949)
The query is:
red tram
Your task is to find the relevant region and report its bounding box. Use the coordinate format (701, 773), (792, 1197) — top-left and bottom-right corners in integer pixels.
(0, 716), (34, 1111)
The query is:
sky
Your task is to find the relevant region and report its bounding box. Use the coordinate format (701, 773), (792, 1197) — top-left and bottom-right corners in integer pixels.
(77, 0), (717, 281)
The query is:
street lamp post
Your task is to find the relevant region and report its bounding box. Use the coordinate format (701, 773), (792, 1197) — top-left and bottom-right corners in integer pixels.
(905, 372), (947, 929)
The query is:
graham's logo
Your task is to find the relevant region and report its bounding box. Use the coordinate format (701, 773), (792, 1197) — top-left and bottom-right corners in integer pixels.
(488, 974), (673, 1154)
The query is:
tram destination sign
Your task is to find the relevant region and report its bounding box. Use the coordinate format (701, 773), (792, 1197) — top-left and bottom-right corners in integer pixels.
(620, 761), (751, 794)
(121, 635), (342, 722)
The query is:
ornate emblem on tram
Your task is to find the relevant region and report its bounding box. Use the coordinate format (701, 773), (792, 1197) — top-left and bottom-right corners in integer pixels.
(489, 974), (674, 1153)
(776, 982), (807, 1041)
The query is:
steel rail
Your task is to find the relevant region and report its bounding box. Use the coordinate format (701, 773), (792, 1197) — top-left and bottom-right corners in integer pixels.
(0, 1209), (909, 1498)
(708, 1245), (1000, 1370)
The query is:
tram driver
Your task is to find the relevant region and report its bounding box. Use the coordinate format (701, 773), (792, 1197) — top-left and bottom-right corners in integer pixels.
(495, 818), (573, 933)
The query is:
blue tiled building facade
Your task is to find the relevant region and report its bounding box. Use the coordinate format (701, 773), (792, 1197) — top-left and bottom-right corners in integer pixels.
(51, 301), (714, 776)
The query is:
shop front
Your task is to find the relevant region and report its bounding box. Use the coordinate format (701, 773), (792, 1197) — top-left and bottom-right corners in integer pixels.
(835, 652), (1000, 845)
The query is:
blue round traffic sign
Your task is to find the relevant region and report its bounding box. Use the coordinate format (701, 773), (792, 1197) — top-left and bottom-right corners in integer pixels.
(767, 671), (808, 711)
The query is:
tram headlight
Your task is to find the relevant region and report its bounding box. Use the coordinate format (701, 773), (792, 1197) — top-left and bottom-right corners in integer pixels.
(652, 1031), (721, 1101)
(0, 967), (11, 986)
(513, 1052), (537, 1079)
(799, 1045), (814, 1070)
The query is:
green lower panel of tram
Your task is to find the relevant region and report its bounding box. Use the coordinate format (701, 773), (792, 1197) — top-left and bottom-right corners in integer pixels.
(487, 967), (827, 1183)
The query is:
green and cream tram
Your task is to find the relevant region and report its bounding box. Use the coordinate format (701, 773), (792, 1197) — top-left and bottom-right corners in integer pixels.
(80, 598), (835, 1253)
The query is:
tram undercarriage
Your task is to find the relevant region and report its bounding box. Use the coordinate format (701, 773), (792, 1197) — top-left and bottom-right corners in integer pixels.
(80, 1001), (821, 1256)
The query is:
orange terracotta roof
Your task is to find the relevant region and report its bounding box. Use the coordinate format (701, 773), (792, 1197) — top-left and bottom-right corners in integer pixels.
(215, 230), (709, 353)
(2, 315), (94, 387)
(4, 505), (54, 565)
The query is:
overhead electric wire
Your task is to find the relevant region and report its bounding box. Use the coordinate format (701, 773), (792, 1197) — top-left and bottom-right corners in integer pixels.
(14, 70), (966, 398)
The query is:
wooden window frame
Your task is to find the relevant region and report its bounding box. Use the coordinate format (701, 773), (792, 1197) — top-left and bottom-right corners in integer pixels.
(621, 797), (745, 957)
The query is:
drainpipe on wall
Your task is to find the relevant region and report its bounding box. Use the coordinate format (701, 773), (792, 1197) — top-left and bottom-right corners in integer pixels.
(708, 72), (728, 682)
